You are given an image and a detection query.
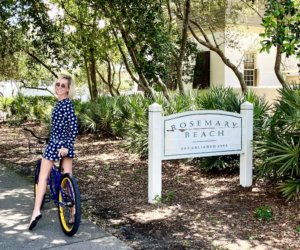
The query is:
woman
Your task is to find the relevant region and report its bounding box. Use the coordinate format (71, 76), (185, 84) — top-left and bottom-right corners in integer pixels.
(29, 74), (78, 230)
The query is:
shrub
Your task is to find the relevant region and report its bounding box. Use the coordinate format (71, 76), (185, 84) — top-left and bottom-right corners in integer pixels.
(2, 95), (54, 124)
(4, 87), (271, 177)
(111, 96), (132, 137)
(10, 95), (32, 122)
(75, 96), (118, 136)
(193, 88), (270, 173)
(121, 94), (152, 157)
(255, 205), (273, 221)
(195, 87), (241, 112)
(256, 86), (300, 200)
(0, 97), (13, 113)
(163, 92), (195, 115)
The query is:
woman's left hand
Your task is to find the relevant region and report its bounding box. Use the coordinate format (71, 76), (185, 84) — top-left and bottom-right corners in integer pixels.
(58, 147), (69, 157)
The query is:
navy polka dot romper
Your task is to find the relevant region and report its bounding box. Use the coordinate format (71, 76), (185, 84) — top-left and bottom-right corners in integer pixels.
(43, 98), (78, 161)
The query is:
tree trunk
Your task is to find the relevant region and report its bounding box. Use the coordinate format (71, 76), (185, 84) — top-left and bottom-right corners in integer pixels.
(117, 63), (122, 95)
(166, 0), (173, 33)
(83, 55), (92, 99)
(96, 68), (117, 97)
(118, 25), (156, 98)
(176, 0), (190, 93)
(154, 75), (170, 101)
(96, 56), (120, 96)
(89, 49), (98, 100)
(112, 29), (139, 84)
(106, 57), (115, 96)
(275, 45), (288, 88)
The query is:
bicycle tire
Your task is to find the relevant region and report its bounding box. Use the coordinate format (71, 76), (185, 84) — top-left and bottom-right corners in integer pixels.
(34, 160), (45, 210)
(58, 173), (81, 236)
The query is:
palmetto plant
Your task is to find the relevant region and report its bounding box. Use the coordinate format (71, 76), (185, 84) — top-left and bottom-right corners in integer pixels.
(123, 116), (149, 157)
(193, 87), (270, 172)
(1, 95), (55, 124)
(0, 97), (13, 113)
(243, 90), (271, 130)
(76, 97), (117, 135)
(256, 86), (300, 200)
(111, 96), (132, 138)
(121, 94), (151, 156)
(10, 95), (32, 122)
(94, 97), (117, 136)
(163, 92), (195, 115)
(75, 101), (97, 133)
(195, 87), (241, 112)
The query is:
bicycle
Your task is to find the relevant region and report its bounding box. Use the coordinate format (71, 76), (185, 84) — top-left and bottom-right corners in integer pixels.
(24, 127), (81, 236)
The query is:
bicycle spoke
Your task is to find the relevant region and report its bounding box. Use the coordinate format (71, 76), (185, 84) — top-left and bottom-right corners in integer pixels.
(58, 174), (81, 236)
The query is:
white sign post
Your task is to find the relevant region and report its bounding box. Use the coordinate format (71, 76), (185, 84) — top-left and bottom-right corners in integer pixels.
(148, 103), (163, 203)
(240, 102), (253, 187)
(148, 102), (253, 204)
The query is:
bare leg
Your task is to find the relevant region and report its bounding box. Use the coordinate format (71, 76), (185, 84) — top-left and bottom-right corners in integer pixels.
(62, 157), (73, 175)
(29, 158), (53, 224)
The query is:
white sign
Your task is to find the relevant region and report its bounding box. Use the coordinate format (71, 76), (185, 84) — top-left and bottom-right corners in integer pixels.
(148, 102), (253, 204)
(163, 111), (243, 159)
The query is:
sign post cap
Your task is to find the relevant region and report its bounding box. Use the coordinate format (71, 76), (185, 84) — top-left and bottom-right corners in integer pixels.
(241, 101), (253, 110)
(149, 103), (162, 111)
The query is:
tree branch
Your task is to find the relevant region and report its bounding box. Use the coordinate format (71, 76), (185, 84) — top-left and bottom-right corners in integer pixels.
(208, 26), (219, 48)
(60, 0), (94, 28)
(189, 19), (212, 45)
(189, 24), (247, 93)
(20, 80), (55, 96)
(24, 50), (58, 78)
(97, 68), (108, 85)
(240, 0), (263, 18)
(96, 68), (119, 96)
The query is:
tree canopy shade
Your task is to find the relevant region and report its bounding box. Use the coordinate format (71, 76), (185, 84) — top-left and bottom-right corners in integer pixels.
(2, 0), (297, 98)
(93, 0), (179, 98)
(0, 0), (67, 83)
(260, 0), (300, 87)
(174, 0), (250, 92)
(260, 0), (300, 58)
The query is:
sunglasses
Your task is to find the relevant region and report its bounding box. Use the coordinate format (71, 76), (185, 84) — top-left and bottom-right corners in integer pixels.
(55, 82), (66, 88)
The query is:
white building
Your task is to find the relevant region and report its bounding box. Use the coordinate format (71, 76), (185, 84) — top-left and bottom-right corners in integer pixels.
(0, 81), (53, 97)
(188, 1), (300, 102)
(0, 80), (91, 101)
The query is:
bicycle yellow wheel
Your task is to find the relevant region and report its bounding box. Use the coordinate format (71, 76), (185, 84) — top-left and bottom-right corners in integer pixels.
(58, 173), (81, 236)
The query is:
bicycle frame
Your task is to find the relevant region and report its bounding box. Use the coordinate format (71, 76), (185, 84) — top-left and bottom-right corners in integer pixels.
(36, 159), (75, 208)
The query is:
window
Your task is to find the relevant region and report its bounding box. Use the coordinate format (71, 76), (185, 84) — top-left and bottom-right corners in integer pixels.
(244, 52), (257, 86)
(246, 0), (260, 9)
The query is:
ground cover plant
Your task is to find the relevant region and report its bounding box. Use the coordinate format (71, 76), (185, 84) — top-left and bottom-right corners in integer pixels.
(1, 87), (300, 249)
(0, 123), (300, 249)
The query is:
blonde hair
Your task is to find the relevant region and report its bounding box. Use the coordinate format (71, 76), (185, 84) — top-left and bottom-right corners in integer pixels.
(53, 74), (76, 99)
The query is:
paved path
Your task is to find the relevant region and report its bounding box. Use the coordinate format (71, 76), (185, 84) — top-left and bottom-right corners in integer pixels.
(0, 163), (132, 250)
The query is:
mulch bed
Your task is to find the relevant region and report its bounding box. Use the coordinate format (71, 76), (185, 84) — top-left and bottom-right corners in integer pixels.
(0, 122), (299, 250)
